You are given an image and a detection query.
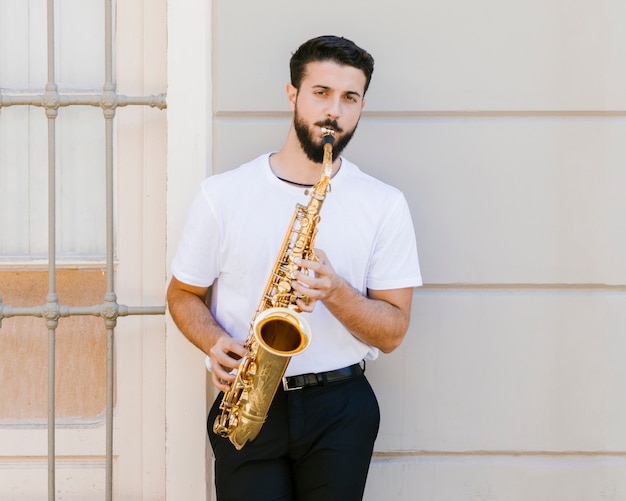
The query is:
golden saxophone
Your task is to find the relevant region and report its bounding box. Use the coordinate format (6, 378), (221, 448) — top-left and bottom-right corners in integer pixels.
(213, 128), (336, 450)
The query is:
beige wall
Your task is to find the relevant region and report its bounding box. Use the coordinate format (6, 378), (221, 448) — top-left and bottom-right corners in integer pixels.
(169, 0), (626, 499)
(2, 0), (624, 499)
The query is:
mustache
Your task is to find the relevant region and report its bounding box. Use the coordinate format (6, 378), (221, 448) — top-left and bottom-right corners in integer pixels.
(315, 120), (343, 134)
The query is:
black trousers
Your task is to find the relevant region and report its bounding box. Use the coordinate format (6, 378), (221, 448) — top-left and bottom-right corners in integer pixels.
(207, 373), (380, 501)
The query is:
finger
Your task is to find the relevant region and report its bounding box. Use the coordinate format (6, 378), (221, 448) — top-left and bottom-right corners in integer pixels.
(292, 277), (320, 298)
(210, 352), (243, 391)
(222, 336), (248, 357)
(209, 338), (246, 378)
(296, 297), (316, 312)
(214, 337), (247, 363)
(312, 248), (327, 262)
(212, 371), (233, 392)
(292, 271), (316, 288)
(209, 358), (236, 387)
(295, 257), (322, 274)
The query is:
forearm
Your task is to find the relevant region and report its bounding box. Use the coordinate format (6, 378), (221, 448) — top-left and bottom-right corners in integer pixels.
(322, 278), (412, 353)
(166, 279), (228, 355)
(167, 277), (248, 391)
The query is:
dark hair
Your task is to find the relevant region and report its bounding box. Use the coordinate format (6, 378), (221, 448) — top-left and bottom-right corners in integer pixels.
(289, 35), (375, 94)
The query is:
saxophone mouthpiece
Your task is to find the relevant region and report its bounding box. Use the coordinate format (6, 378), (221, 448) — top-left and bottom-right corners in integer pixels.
(320, 127), (335, 145)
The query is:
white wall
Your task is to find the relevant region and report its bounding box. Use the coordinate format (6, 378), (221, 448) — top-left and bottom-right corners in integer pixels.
(168, 0), (626, 499)
(166, 0), (213, 499)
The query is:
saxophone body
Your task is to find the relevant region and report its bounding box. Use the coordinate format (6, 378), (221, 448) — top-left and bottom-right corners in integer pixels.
(213, 129), (335, 450)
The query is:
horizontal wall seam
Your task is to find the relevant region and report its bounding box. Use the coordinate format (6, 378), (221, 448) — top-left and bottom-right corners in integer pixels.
(417, 284), (626, 292)
(374, 450), (626, 458)
(211, 110), (626, 119)
(0, 456), (107, 468)
(0, 260), (108, 271)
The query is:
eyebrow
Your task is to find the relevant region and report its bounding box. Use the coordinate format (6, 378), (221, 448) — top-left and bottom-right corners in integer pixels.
(312, 85), (363, 100)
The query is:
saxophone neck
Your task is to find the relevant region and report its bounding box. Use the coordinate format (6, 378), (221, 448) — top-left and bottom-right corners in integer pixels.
(320, 128), (335, 180)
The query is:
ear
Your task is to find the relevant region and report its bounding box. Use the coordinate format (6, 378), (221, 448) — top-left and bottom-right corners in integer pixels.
(286, 83), (297, 111)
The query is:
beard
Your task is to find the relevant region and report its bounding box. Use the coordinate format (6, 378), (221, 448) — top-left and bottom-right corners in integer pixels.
(293, 111), (358, 164)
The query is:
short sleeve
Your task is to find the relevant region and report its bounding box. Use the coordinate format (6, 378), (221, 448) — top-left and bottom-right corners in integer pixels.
(170, 187), (221, 287)
(366, 194), (422, 290)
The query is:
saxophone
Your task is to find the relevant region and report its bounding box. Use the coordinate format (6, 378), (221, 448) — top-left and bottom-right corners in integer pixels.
(213, 128), (336, 450)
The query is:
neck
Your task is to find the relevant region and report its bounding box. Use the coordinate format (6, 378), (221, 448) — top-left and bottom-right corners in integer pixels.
(270, 128), (341, 186)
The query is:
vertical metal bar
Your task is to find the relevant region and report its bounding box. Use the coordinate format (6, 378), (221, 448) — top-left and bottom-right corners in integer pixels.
(105, 322), (114, 501)
(104, 2), (115, 500)
(105, 112), (115, 500)
(46, 1), (57, 500)
(46, 116), (57, 501)
(46, 0), (56, 94)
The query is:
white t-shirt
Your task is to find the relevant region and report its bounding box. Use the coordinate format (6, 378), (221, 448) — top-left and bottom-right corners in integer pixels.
(171, 153), (422, 376)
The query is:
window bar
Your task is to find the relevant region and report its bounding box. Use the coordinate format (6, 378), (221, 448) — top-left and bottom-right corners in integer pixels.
(45, 1), (59, 498)
(0, 0), (167, 499)
(103, 2), (115, 500)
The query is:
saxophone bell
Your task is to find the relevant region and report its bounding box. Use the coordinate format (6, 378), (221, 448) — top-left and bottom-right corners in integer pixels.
(254, 307), (311, 356)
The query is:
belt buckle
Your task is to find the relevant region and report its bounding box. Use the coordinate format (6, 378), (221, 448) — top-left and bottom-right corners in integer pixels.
(282, 376), (303, 392)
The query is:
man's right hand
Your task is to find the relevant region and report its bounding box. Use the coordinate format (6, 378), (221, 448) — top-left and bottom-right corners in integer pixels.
(209, 335), (248, 391)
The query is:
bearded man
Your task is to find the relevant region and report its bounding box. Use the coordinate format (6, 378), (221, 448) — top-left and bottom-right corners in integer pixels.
(167, 35), (422, 501)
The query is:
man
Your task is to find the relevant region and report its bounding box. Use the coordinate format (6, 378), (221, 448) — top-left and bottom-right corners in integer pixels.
(167, 35), (422, 501)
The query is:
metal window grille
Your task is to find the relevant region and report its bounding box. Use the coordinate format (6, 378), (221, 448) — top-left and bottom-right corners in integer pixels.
(0, 1), (167, 500)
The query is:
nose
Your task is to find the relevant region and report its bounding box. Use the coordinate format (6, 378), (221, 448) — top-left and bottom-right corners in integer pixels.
(325, 96), (341, 121)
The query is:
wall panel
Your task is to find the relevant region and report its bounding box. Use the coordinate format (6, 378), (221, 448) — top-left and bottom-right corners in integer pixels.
(365, 455), (626, 501)
(350, 117), (626, 285)
(204, 0), (626, 499)
(370, 290), (626, 452)
(213, 0), (626, 112)
(214, 117), (626, 285)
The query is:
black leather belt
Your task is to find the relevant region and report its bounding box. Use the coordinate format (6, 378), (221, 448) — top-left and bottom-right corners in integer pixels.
(282, 363), (364, 391)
